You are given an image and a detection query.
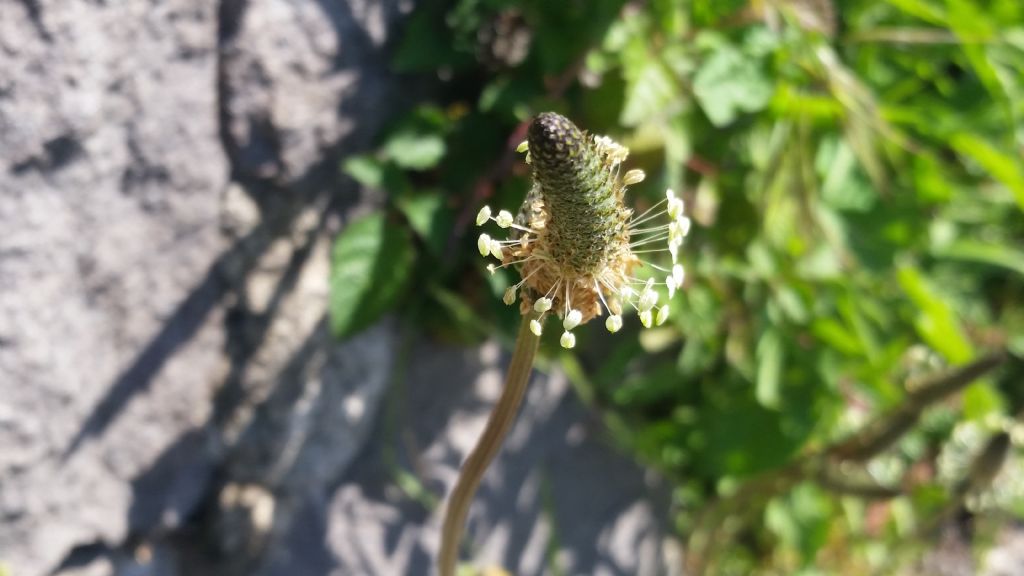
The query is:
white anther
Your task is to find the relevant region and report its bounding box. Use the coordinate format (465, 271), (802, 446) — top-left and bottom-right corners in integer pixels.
(606, 314), (623, 333)
(656, 305), (670, 326)
(496, 210), (514, 228)
(639, 310), (653, 328)
(530, 319), (543, 336)
(668, 197), (684, 220)
(638, 289), (658, 312)
(563, 309), (583, 331)
(560, 331), (577, 349)
(623, 169), (646, 186)
(489, 239), (504, 260)
(476, 206), (492, 226)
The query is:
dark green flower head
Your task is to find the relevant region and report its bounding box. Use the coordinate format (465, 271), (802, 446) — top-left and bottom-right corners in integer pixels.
(527, 112), (625, 276)
(476, 112), (691, 348)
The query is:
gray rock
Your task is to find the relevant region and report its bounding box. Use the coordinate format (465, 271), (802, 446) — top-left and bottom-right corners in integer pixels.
(263, 340), (681, 576)
(0, 1), (227, 573)
(220, 0), (414, 188)
(0, 0), (413, 574)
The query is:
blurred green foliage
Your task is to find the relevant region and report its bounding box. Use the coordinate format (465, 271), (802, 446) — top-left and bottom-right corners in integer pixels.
(330, 0), (1024, 572)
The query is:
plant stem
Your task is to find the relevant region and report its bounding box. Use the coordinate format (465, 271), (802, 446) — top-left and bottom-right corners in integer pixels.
(437, 312), (541, 576)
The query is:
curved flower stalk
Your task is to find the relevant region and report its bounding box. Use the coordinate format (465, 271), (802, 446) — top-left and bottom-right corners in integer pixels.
(439, 112), (691, 576)
(477, 111), (691, 347)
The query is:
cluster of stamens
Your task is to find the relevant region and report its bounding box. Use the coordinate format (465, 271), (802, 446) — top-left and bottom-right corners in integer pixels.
(476, 113), (691, 348)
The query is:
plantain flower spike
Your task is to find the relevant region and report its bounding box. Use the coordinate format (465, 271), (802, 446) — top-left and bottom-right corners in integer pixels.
(477, 112), (690, 348)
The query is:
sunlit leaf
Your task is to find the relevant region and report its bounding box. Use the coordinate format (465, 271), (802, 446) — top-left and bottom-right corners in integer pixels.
(897, 265), (974, 364)
(693, 44), (773, 127)
(330, 214), (414, 338)
(397, 191), (453, 256)
(384, 131), (447, 170)
(756, 328), (784, 409)
(950, 133), (1024, 211)
(933, 239), (1024, 278)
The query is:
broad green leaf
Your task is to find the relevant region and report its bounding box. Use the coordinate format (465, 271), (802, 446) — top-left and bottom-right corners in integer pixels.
(693, 45), (773, 127)
(383, 131), (447, 170)
(818, 139), (877, 212)
(396, 191), (453, 256)
(330, 214), (414, 338)
(342, 155), (385, 188)
(620, 59), (677, 127)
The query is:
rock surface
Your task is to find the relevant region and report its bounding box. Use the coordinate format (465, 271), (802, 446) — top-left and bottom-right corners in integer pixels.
(261, 339), (681, 576)
(0, 0), (410, 574)
(0, 1), (228, 573)
(0, 1), (681, 576)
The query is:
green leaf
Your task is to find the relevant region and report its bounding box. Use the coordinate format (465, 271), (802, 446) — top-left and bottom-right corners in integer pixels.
(812, 318), (863, 357)
(342, 155), (386, 188)
(946, 0), (1011, 110)
(391, 6), (472, 73)
(962, 381), (1005, 420)
(897, 265), (974, 364)
(330, 214), (414, 338)
(817, 139), (877, 212)
(620, 59), (678, 127)
(693, 45), (773, 127)
(883, 0), (947, 25)
(766, 484), (835, 565)
(697, 393), (812, 477)
(756, 328), (784, 409)
(933, 239), (1024, 278)
(383, 131), (447, 170)
(950, 133), (1024, 211)
(396, 191), (453, 256)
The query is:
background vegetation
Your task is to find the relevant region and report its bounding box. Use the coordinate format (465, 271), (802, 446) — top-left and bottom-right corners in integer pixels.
(330, 0), (1024, 573)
